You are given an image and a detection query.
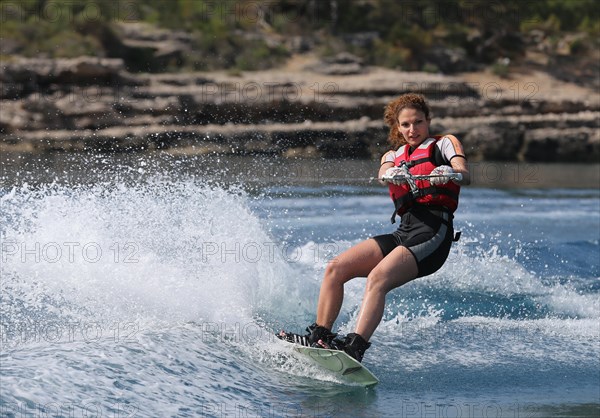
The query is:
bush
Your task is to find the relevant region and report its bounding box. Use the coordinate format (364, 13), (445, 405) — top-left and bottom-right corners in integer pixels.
(1, 0), (598, 73)
(491, 59), (510, 78)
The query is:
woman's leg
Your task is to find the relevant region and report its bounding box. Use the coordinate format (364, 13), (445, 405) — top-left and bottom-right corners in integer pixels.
(316, 239), (384, 330)
(354, 246), (418, 341)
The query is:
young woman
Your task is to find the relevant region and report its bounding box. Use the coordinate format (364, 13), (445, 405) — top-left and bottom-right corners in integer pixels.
(279, 93), (470, 362)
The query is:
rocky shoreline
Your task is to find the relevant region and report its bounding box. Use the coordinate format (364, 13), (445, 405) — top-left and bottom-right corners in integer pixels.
(1, 56), (599, 162)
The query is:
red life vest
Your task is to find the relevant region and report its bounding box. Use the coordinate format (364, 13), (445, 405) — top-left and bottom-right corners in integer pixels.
(388, 136), (460, 222)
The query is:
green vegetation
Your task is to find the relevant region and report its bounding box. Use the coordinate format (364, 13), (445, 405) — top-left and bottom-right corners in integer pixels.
(1, 0), (598, 72)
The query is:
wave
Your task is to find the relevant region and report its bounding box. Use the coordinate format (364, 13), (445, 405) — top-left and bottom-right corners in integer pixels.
(0, 180), (312, 351)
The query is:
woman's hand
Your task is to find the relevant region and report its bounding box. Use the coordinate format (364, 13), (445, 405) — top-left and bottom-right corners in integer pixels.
(382, 167), (409, 185)
(429, 165), (455, 185)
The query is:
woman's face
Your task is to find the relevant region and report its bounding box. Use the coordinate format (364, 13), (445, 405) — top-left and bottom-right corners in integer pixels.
(397, 108), (430, 148)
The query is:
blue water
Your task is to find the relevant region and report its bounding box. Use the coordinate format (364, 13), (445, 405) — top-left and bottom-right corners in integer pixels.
(1, 154), (599, 417)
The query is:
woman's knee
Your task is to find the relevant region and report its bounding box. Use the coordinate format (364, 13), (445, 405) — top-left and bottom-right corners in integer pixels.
(365, 270), (391, 294)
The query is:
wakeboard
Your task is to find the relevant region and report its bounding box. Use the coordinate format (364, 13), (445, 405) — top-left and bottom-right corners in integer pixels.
(282, 340), (379, 387)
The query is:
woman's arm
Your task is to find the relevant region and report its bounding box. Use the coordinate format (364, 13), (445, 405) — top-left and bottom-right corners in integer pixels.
(450, 156), (470, 185)
(378, 151), (396, 185)
(442, 135), (470, 185)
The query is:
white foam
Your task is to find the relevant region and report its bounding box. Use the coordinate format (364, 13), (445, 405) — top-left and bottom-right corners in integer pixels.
(0, 180), (306, 331)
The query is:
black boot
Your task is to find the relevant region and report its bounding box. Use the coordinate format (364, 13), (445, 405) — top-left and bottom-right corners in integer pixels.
(340, 333), (371, 363)
(278, 323), (336, 347)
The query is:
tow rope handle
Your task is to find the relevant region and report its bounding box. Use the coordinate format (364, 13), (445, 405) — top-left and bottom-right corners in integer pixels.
(376, 172), (463, 183)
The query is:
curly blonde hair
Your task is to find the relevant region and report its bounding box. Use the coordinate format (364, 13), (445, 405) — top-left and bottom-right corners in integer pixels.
(384, 93), (431, 148)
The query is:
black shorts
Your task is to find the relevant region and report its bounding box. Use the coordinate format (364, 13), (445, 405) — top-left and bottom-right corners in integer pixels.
(372, 206), (454, 278)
